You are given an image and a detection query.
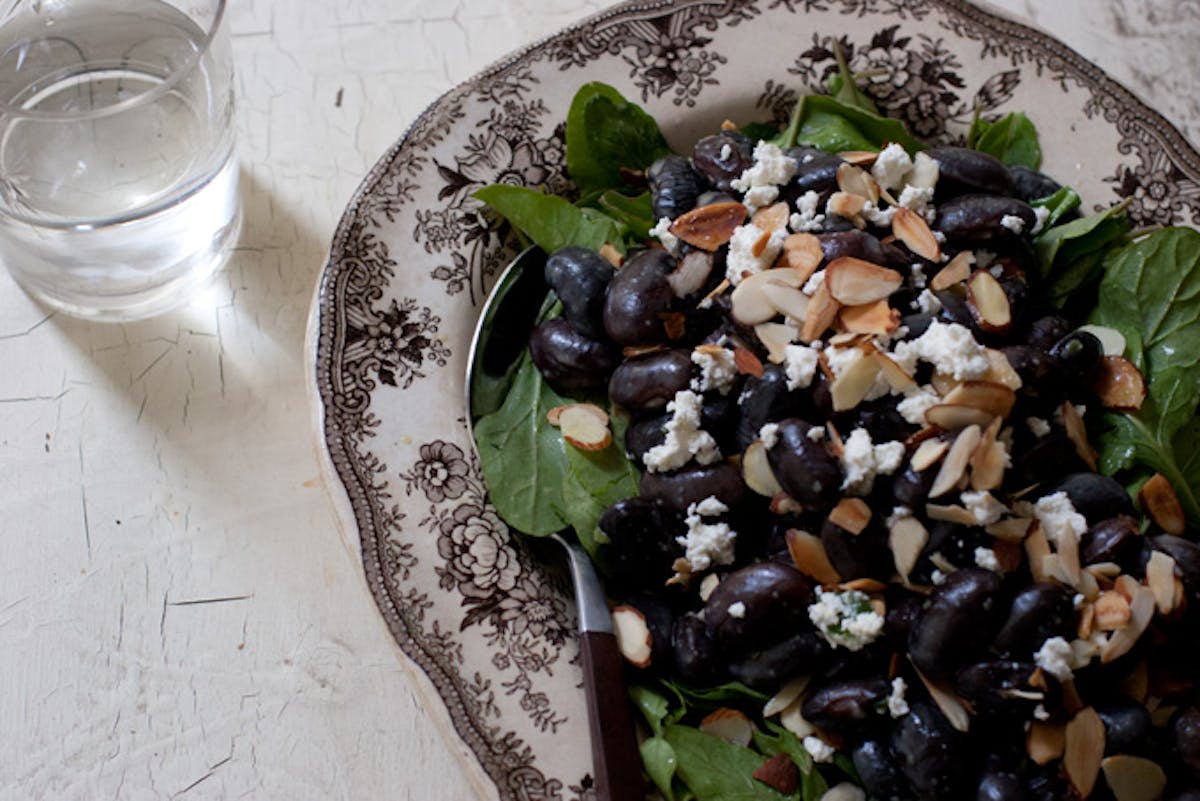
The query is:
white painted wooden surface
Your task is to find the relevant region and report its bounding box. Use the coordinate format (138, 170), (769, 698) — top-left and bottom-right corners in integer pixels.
(0, 1), (1194, 798)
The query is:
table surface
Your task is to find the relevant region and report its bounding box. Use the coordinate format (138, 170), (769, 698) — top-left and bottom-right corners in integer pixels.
(2, 1), (1197, 798)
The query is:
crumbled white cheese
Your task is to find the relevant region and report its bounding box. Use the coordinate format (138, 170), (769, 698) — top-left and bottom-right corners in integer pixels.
(719, 142), (733, 162)
(808, 588), (885, 651)
(910, 263), (927, 289)
(727, 601), (746, 619)
(861, 201), (898, 227)
(1000, 214), (1026, 234)
(649, 216), (680, 256)
(789, 189), (826, 233)
(871, 143), (913, 191)
(731, 141), (798, 194)
(1033, 704), (1051, 721)
(643, 390), (722, 473)
(1027, 417), (1052, 438)
(801, 152), (816, 164)
(974, 546), (1001, 572)
(896, 184), (935, 219)
(677, 496), (737, 573)
(825, 343), (865, 378)
(891, 321), (990, 381)
(1072, 593), (1086, 610)
(1033, 492), (1088, 548)
(783, 344), (820, 390)
(802, 269), (826, 296)
(886, 506), (913, 528)
(931, 569), (948, 585)
(896, 385), (940, 425)
(804, 735), (836, 763)
(887, 678), (910, 718)
(743, 184), (780, 214)
(914, 288), (942, 315)
(1054, 404), (1087, 426)
(691, 347), (738, 395)
(758, 423), (780, 449)
(840, 428), (904, 495)
(962, 490), (1009, 526)
(807, 426), (827, 442)
(932, 230), (947, 243)
(1032, 205), (1051, 235)
(725, 223), (787, 284)
(975, 249), (997, 268)
(1034, 636), (1075, 682)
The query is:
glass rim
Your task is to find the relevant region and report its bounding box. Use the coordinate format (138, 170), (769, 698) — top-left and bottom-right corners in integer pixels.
(0, 0), (228, 121)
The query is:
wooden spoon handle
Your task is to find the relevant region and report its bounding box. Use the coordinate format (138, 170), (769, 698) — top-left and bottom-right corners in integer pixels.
(578, 630), (645, 801)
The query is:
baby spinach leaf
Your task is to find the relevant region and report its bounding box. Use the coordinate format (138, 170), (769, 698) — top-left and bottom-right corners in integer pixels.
(630, 684), (674, 736)
(597, 190), (656, 240)
(561, 436), (639, 558)
(740, 121), (782, 143)
(473, 351), (571, 535)
(659, 678), (771, 707)
(969, 111), (1041, 168)
(665, 725), (790, 801)
(475, 185), (623, 255)
(774, 94), (924, 155)
(565, 82), (673, 196)
(826, 41), (879, 115)
(641, 737), (680, 801)
(1031, 186), (1082, 229)
(753, 725), (827, 801)
(1090, 227), (1200, 524)
(1035, 201), (1131, 307)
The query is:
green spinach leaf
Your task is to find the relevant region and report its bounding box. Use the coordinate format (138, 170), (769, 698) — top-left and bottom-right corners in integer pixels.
(1035, 201), (1131, 307)
(1031, 186), (1082, 230)
(665, 725), (789, 801)
(659, 679), (771, 707)
(597, 190), (656, 239)
(561, 436), (639, 557)
(474, 185), (623, 255)
(773, 94), (924, 155)
(969, 111), (1041, 168)
(826, 41), (879, 114)
(754, 724), (827, 801)
(1090, 227), (1200, 524)
(642, 737), (680, 801)
(565, 82), (673, 195)
(472, 351), (571, 535)
(740, 121), (783, 143)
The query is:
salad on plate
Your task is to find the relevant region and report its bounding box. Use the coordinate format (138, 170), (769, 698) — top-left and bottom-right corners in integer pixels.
(468, 54), (1200, 801)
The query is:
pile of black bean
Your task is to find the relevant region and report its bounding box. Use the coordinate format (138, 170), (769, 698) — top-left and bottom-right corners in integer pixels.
(526, 132), (1200, 800)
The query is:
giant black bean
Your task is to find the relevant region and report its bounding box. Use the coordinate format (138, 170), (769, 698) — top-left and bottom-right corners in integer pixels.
(1081, 515), (1144, 570)
(1175, 706), (1200, 777)
(818, 229), (909, 269)
(1039, 472), (1136, 524)
(892, 464), (937, 509)
(928, 146), (1015, 198)
(1015, 433), (1089, 486)
(801, 678), (890, 733)
(705, 562), (812, 650)
(977, 771), (1024, 801)
(851, 737), (909, 801)
(909, 568), (1006, 679)
(544, 246), (614, 340)
(934, 195), (1037, 243)
(603, 249), (677, 346)
(639, 462), (747, 513)
(598, 497), (685, 590)
(671, 612), (725, 685)
(891, 700), (974, 801)
(727, 629), (830, 689)
(787, 147), (843, 200)
(623, 414), (667, 468)
(1001, 345), (1063, 400)
(648, 155), (706, 219)
(1008, 165), (1063, 203)
(1095, 698), (1153, 755)
(993, 583), (1076, 660)
(1049, 330), (1105, 391)
(528, 318), (618, 390)
(734, 366), (810, 449)
(693, 132), (754, 192)
(953, 661), (1042, 717)
(608, 349), (693, 412)
(822, 517), (894, 582)
(1025, 315), (1073, 352)
(766, 418), (844, 510)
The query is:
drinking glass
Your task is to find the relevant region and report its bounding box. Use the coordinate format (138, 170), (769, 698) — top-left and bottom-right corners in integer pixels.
(0, 0), (239, 321)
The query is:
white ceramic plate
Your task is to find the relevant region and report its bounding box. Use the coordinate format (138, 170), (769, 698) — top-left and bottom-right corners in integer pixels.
(309, 2), (1200, 798)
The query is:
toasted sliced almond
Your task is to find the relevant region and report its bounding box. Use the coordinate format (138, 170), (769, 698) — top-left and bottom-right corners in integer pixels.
(1026, 524), (1052, 583)
(1079, 569), (1101, 602)
(763, 675), (811, 718)
(752, 201), (791, 233)
(1101, 586), (1155, 663)
(752, 753), (800, 795)
(844, 577), (888, 594)
(700, 708), (754, 747)
(801, 279), (841, 342)
(929, 371), (959, 397)
(986, 517), (1033, 542)
(970, 439), (1008, 492)
(779, 697), (816, 738)
(560, 405), (613, 451)
(778, 233), (823, 280)
(828, 191), (868, 224)
(699, 573), (721, 602)
(1114, 574), (1141, 602)
(925, 404), (995, 431)
(787, 529), (842, 584)
(1139, 473), (1186, 536)
(698, 277), (731, 309)
(1086, 561), (1122, 580)
(983, 348), (1023, 390)
(750, 229), (773, 258)
(734, 346), (764, 378)
(661, 310), (687, 340)
(825, 257), (904, 306)
(744, 441), (785, 497)
(670, 201), (748, 250)
(930, 424), (983, 498)
(913, 664), (971, 733)
(1028, 720), (1066, 765)
(623, 344), (666, 359)
(599, 242), (623, 268)
(1094, 591), (1132, 630)
(829, 498), (872, 535)
(839, 299), (901, 335)
(943, 381), (1017, 419)
(1101, 755), (1167, 801)
(1095, 355), (1146, 411)
(836, 162), (881, 202)
(839, 150), (878, 166)
(730, 266), (808, 325)
(756, 321), (799, 364)
(1079, 325), (1127, 357)
(911, 438), (950, 472)
(1060, 401), (1098, 471)
(770, 492), (804, 516)
(1064, 707), (1105, 798)
(1078, 602), (1096, 639)
(926, 504), (979, 527)
(1146, 550), (1179, 614)
(547, 402), (609, 427)
(889, 515), (929, 581)
(668, 250), (716, 298)
(930, 251), (973, 291)
(966, 269), (1013, 334)
(611, 605), (652, 668)
(893, 207), (941, 261)
(761, 281), (811, 322)
(831, 348), (882, 412)
(873, 349), (918, 394)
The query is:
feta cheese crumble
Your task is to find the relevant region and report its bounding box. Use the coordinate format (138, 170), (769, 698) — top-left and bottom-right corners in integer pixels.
(719, 142), (732, 162)
(1032, 204), (1051, 235)
(897, 184), (936, 219)
(861, 201), (897, 227)
(783, 344), (820, 390)
(808, 588), (885, 651)
(840, 428), (905, 495)
(1000, 214), (1026, 234)
(789, 190), (827, 232)
(803, 269), (826, 296)
(962, 490), (1009, 526)
(727, 601), (746, 619)
(1027, 417), (1052, 438)
(871, 143), (913, 191)
(691, 347), (738, 395)
(643, 390), (722, 473)
(886, 506), (913, 528)
(974, 546), (1001, 572)
(725, 223), (787, 284)
(804, 736), (836, 763)
(677, 496), (737, 573)
(887, 678), (910, 718)
(1034, 704), (1051, 721)
(1034, 636), (1075, 682)
(1033, 492), (1088, 548)
(731, 141), (798, 195)
(649, 216), (680, 256)
(896, 385), (940, 426)
(914, 288), (943, 315)
(891, 321), (990, 380)
(758, 423), (780, 449)
(807, 426), (827, 442)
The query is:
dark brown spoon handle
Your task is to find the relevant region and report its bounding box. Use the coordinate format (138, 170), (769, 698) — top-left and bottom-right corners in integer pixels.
(578, 630), (645, 801)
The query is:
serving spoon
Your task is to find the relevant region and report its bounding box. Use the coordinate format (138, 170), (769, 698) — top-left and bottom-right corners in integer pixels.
(464, 248), (644, 801)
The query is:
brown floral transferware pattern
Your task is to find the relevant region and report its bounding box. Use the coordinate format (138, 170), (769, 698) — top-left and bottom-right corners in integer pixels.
(312, 1), (1200, 798)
